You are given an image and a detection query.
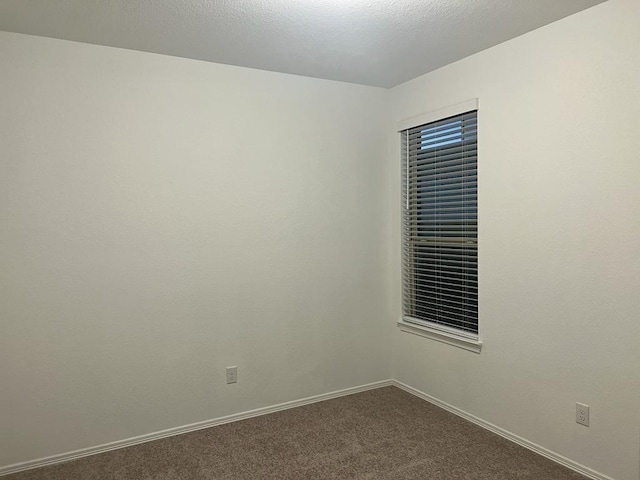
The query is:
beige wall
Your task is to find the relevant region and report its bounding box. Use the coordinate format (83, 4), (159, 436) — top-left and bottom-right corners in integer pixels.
(388, 1), (640, 479)
(0, 32), (391, 467)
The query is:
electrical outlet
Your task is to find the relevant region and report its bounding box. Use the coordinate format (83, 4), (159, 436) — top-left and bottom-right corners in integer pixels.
(576, 402), (589, 427)
(226, 366), (237, 384)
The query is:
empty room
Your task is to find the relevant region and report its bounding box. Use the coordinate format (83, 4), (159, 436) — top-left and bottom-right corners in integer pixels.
(1, 0), (639, 479)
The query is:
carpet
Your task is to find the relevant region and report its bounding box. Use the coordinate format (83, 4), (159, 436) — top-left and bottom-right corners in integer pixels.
(4, 386), (587, 479)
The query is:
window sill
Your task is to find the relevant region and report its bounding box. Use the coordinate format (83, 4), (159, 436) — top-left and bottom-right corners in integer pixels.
(397, 319), (482, 354)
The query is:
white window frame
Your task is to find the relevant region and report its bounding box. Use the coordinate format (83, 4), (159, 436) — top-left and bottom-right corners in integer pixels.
(397, 99), (482, 354)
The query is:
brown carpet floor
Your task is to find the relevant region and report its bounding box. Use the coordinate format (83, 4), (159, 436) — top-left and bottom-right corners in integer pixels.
(5, 386), (587, 479)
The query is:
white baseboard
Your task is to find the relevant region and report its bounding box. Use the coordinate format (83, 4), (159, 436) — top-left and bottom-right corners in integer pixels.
(1, 379), (615, 480)
(0, 380), (393, 477)
(391, 380), (615, 480)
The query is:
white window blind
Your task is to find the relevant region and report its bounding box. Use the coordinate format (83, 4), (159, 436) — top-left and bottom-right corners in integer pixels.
(401, 109), (478, 336)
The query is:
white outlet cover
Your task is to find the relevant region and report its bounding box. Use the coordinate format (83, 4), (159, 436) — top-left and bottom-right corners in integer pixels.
(576, 402), (589, 427)
(226, 366), (237, 384)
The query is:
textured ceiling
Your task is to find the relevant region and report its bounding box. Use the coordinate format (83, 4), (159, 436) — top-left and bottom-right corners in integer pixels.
(0, 0), (606, 88)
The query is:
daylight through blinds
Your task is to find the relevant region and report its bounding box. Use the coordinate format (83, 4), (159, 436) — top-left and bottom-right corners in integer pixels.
(402, 110), (478, 335)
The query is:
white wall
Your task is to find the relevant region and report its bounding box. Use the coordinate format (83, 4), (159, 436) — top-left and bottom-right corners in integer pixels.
(388, 1), (640, 479)
(0, 32), (391, 467)
(2, 1), (640, 477)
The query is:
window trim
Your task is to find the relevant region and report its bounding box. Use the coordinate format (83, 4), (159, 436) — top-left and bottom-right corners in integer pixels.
(397, 99), (481, 353)
(396, 99), (479, 133)
(397, 319), (482, 354)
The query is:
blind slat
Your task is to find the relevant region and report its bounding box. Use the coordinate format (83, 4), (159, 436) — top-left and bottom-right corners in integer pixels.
(402, 109), (478, 335)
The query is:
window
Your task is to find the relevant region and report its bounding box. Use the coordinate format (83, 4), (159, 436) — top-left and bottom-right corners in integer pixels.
(400, 105), (479, 350)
